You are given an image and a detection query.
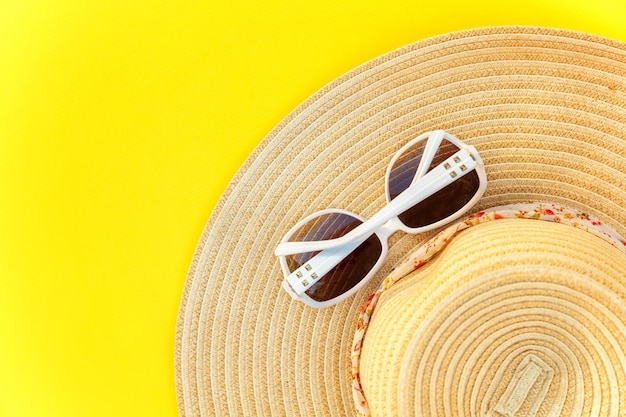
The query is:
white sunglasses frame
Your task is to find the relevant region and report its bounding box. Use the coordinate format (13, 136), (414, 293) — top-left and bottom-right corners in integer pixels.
(276, 130), (488, 308)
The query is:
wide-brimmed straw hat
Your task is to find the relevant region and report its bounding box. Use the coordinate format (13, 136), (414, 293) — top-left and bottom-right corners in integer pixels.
(175, 26), (626, 416)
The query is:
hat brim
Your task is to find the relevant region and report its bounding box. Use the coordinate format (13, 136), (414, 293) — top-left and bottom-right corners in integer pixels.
(176, 26), (626, 417)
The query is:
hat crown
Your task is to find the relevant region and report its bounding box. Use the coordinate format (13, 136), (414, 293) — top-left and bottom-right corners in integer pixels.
(360, 219), (626, 416)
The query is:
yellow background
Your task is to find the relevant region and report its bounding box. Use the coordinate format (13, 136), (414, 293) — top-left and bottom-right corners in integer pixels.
(1, 1), (625, 416)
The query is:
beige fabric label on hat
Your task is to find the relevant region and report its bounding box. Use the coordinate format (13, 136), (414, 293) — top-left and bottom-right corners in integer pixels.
(485, 354), (554, 417)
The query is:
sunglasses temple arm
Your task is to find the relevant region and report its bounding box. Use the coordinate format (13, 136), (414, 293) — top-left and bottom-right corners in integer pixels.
(275, 172), (446, 257)
(275, 149), (477, 257)
(283, 238), (366, 296)
(413, 129), (446, 183)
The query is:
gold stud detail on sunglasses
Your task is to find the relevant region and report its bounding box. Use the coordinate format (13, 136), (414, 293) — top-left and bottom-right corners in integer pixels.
(450, 171), (458, 178)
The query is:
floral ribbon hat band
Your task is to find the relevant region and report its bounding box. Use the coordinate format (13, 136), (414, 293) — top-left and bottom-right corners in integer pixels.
(351, 202), (626, 416)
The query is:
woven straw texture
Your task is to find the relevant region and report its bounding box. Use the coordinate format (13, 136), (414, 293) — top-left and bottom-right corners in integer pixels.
(360, 219), (626, 416)
(175, 27), (626, 417)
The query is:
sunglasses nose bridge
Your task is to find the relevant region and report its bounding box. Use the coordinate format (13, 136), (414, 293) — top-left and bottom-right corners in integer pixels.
(377, 217), (402, 242)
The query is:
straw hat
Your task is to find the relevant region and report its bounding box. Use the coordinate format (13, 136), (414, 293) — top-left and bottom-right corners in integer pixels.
(175, 26), (626, 417)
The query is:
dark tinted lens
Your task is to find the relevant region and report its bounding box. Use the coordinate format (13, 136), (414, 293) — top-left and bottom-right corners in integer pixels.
(388, 140), (427, 200)
(388, 139), (480, 228)
(285, 212), (383, 302)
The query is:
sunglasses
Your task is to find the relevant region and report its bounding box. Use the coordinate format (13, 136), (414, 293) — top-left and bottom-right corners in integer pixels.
(275, 130), (488, 308)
